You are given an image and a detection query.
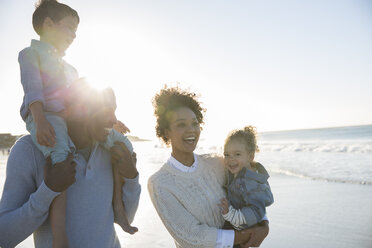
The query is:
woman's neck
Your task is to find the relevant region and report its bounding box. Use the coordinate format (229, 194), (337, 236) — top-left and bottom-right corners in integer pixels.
(171, 151), (195, 167)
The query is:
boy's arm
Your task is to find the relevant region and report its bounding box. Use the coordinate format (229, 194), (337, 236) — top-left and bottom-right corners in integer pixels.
(0, 140), (60, 247)
(18, 48), (45, 114)
(19, 48), (55, 147)
(29, 101), (56, 147)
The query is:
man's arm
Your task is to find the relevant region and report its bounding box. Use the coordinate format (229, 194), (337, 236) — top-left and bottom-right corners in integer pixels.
(0, 140), (58, 247)
(121, 174), (141, 223)
(0, 139), (76, 247)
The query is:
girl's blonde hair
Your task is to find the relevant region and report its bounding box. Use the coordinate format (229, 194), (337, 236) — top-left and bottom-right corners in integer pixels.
(224, 125), (259, 154)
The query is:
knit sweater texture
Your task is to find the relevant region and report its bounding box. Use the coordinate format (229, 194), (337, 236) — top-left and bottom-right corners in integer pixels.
(148, 154), (226, 248)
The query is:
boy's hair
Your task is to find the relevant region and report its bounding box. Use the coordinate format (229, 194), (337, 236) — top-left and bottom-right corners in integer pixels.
(32, 0), (79, 35)
(225, 126), (260, 154)
(152, 85), (205, 144)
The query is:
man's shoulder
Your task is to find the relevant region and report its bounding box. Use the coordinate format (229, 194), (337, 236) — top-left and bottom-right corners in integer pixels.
(10, 135), (43, 161)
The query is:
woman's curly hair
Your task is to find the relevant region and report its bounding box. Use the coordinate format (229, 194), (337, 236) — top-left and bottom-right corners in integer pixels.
(152, 85), (205, 144)
(225, 126), (260, 154)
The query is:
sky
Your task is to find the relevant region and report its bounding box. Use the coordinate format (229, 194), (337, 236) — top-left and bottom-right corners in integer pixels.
(0, 0), (371, 143)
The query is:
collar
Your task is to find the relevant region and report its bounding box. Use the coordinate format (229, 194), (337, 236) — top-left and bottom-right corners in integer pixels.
(228, 164), (269, 184)
(168, 153), (198, 173)
(31, 39), (64, 57)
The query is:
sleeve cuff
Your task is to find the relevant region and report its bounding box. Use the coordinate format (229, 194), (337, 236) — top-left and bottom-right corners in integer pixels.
(123, 173), (140, 190)
(261, 214), (269, 222)
(25, 93), (45, 109)
(30, 181), (61, 212)
(216, 229), (235, 248)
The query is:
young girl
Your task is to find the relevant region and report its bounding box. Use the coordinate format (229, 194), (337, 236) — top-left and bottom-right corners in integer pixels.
(219, 126), (274, 233)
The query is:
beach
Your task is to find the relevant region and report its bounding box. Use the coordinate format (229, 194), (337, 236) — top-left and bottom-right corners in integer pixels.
(1, 125), (372, 247)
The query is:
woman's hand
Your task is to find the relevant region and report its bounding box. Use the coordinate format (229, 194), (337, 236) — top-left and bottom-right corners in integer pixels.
(240, 220), (269, 248)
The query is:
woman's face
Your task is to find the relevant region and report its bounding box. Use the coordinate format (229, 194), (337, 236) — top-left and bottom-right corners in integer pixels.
(165, 107), (201, 158)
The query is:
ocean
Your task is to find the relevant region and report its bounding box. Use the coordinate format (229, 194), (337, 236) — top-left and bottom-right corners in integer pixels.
(256, 124), (372, 185)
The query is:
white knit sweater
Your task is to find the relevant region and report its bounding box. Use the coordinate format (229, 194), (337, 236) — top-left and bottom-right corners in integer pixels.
(148, 154), (227, 248)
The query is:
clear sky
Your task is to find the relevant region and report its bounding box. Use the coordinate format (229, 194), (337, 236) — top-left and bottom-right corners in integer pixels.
(0, 0), (371, 143)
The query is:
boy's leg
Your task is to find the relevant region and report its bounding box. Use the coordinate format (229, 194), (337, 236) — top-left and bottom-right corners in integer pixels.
(112, 155), (138, 235)
(105, 129), (138, 234)
(26, 114), (70, 247)
(50, 192), (69, 248)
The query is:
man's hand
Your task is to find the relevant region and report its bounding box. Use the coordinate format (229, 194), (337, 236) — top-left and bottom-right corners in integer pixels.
(113, 120), (130, 134)
(36, 117), (56, 147)
(240, 221), (269, 248)
(110, 142), (138, 179)
(44, 153), (76, 192)
(218, 198), (229, 214)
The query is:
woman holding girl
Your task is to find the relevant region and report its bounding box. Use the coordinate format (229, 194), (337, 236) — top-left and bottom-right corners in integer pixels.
(148, 86), (269, 248)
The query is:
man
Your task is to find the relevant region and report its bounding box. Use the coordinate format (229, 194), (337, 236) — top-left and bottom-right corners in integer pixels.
(0, 86), (141, 247)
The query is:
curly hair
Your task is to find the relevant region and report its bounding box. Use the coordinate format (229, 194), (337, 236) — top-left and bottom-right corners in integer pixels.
(152, 85), (205, 144)
(224, 126), (260, 154)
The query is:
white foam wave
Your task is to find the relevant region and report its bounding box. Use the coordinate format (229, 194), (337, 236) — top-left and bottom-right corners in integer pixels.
(258, 141), (372, 154)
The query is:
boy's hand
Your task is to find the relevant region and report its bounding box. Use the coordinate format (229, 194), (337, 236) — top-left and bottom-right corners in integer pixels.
(113, 120), (130, 134)
(35, 117), (56, 147)
(218, 198), (229, 214)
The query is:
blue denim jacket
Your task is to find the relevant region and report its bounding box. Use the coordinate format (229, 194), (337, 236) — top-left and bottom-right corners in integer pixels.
(18, 39), (79, 121)
(225, 163), (274, 228)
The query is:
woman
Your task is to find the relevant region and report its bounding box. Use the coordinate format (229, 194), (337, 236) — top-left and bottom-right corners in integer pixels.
(148, 86), (269, 248)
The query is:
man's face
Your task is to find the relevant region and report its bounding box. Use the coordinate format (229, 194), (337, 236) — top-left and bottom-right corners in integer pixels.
(88, 105), (118, 143)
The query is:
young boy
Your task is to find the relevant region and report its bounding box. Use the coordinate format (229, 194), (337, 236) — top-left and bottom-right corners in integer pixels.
(18, 1), (136, 247)
(219, 126), (274, 244)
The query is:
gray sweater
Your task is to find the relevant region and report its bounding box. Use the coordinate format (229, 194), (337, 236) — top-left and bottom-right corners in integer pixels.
(0, 135), (141, 248)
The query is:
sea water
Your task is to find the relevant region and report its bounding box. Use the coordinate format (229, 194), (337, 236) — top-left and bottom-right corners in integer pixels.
(256, 125), (372, 184)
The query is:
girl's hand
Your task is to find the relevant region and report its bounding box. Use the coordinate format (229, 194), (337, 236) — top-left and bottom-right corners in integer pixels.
(113, 120), (130, 134)
(36, 117), (56, 147)
(218, 198), (229, 214)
